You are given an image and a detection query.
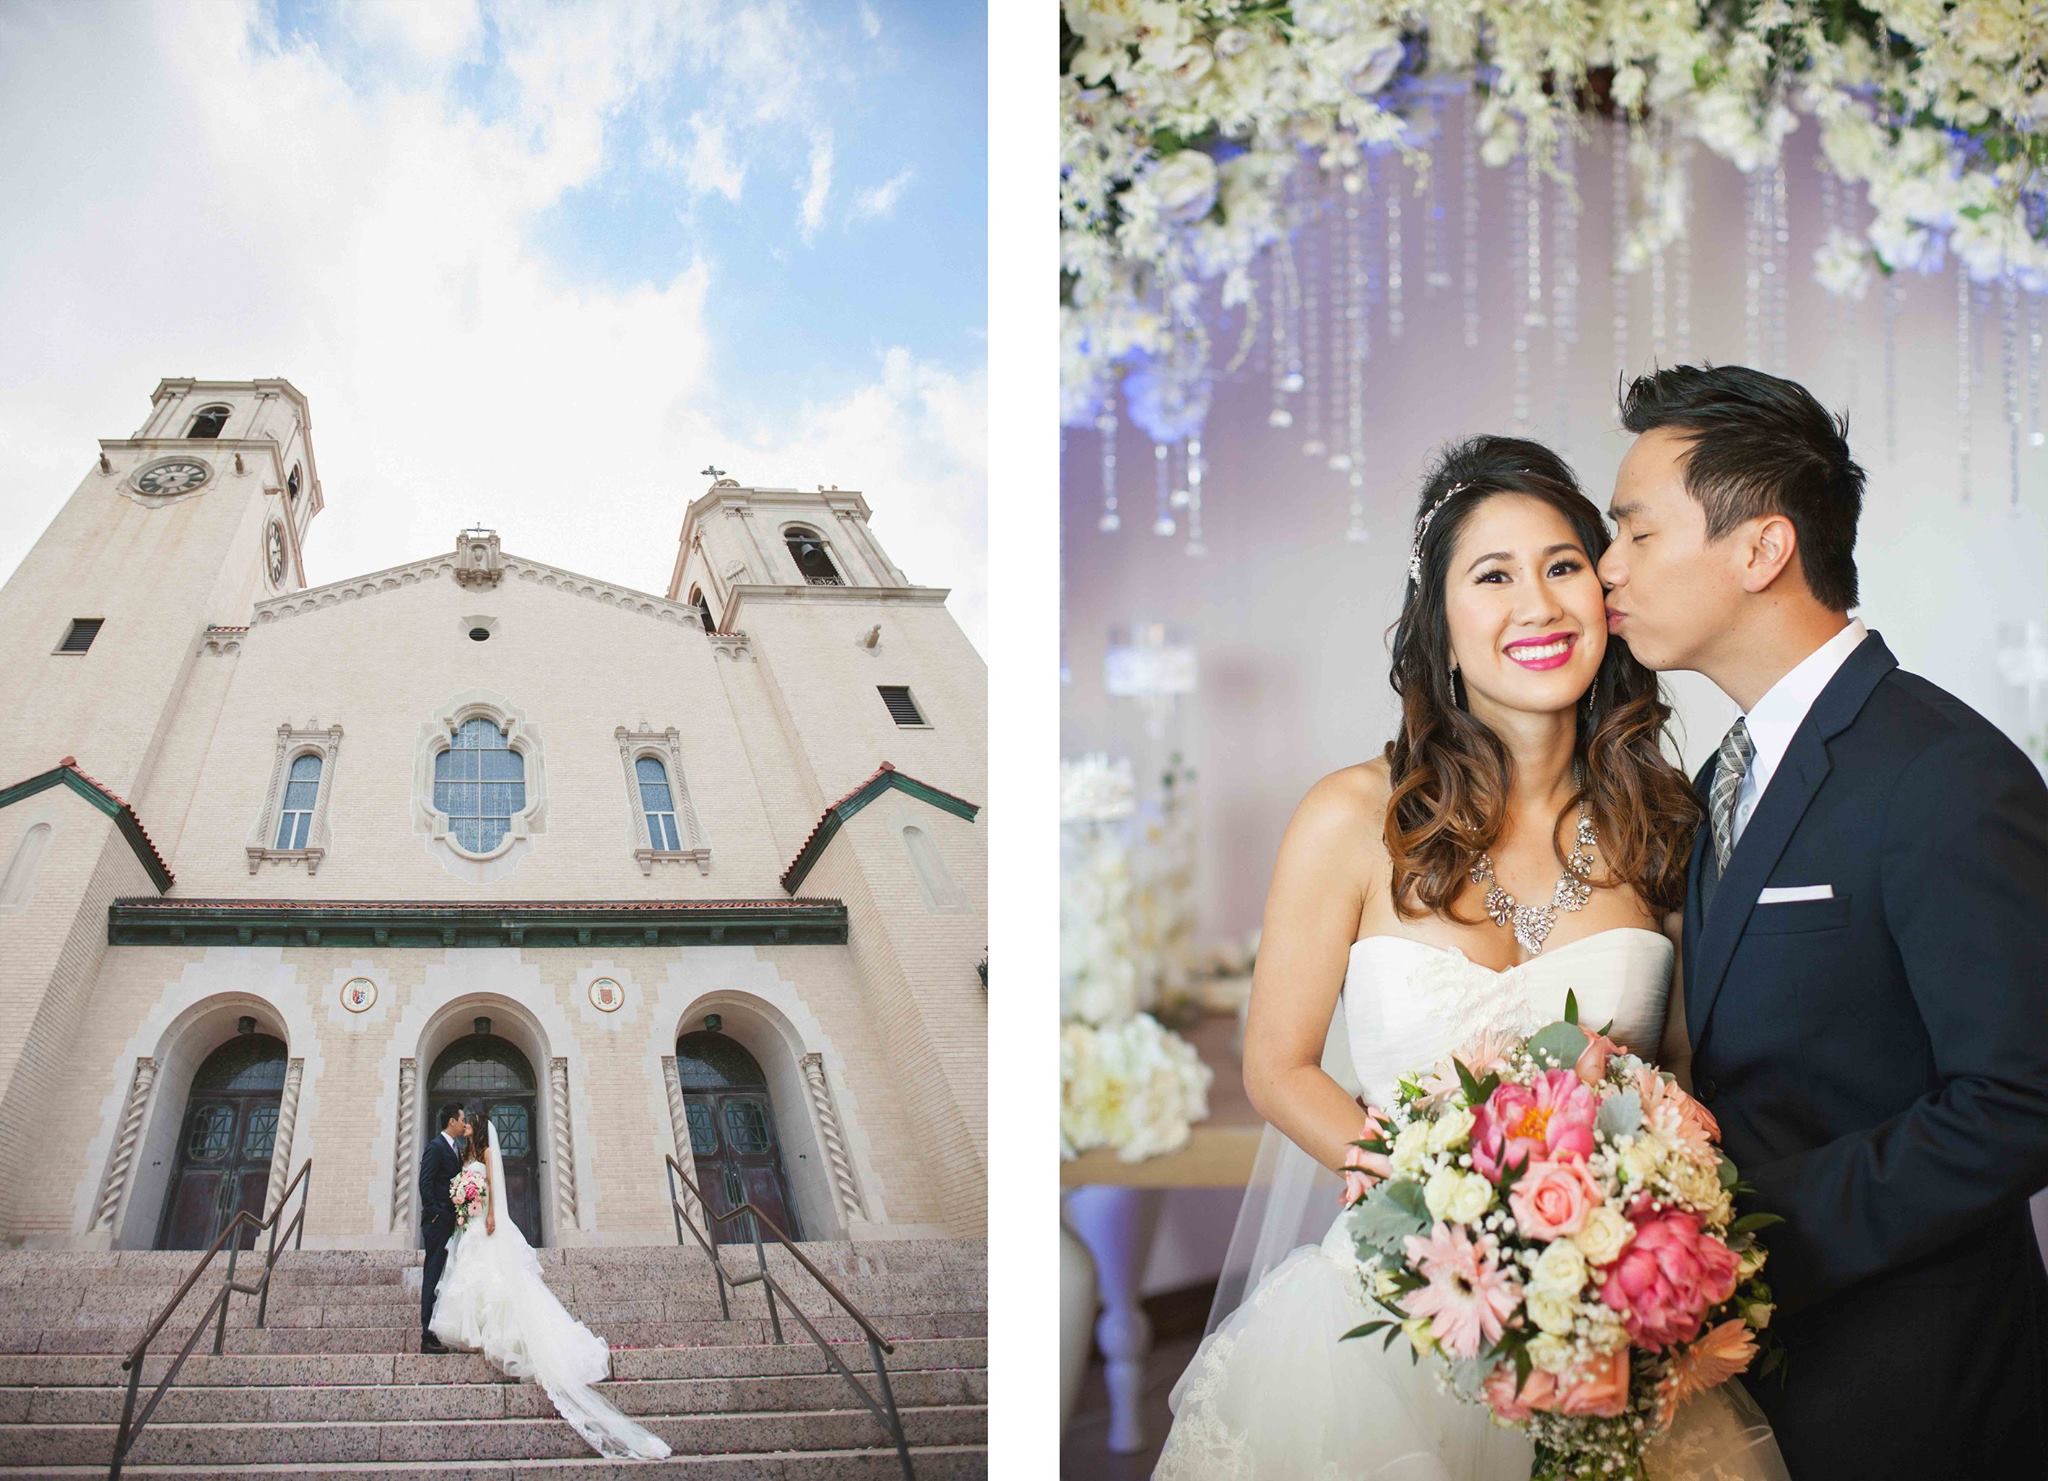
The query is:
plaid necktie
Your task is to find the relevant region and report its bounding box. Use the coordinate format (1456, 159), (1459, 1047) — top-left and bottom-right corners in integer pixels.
(1709, 717), (1756, 873)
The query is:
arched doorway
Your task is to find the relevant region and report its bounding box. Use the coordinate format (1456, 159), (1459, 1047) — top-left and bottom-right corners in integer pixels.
(676, 1030), (800, 1244)
(428, 1032), (544, 1246)
(155, 1033), (286, 1251)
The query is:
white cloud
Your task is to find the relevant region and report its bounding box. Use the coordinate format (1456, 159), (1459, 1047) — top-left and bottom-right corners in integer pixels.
(858, 2), (882, 40)
(850, 165), (916, 223)
(796, 130), (834, 241)
(0, 0), (984, 655)
(680, 111), (746, 200)
(340, 0), (484, 66)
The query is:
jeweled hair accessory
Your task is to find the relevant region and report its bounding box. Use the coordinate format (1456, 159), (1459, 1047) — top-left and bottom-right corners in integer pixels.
(1406, 480), (1472, 588)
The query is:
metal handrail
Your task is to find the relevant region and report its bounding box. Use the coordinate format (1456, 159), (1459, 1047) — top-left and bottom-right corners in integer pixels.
(664, 1154), (913, 1478)
(109, 1159), (312, 1480)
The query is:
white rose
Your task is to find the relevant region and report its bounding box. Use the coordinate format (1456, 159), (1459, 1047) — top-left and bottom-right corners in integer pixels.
(1143, 150), (1219, 224)
(1423, 1166), (1463, 1222)
(1445, 1170), (1494, 1224)
(1571, 1206), (1637, 1267)
(1426, 1106), (1475, 1155)
(1391, 1121), (1432, 1176)
(1745, 1301), (1774, 1329)
(1527, 1288), (1577, 1336)
(1528, 1333), (1574, 1373)
(1532, 1239), (1588, 1295)
(1737, 1245), (1767, 1281)
(1401, 1315), (1438, 1356)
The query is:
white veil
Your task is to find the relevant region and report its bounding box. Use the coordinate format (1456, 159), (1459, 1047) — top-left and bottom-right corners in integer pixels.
(1204, 996), (1362, 1335)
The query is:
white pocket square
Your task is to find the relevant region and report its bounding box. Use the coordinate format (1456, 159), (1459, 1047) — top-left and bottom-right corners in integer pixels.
(1758, 884), (1834, 903)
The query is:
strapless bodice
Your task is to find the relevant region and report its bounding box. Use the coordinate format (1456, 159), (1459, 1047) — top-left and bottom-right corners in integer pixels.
(1341, 929), (1674, 1108)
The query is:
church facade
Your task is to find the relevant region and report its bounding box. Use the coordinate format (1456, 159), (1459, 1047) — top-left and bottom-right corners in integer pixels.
(0, 378), (987, 1254)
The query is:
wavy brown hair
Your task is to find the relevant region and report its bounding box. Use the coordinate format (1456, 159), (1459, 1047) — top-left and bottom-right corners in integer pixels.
(1384, 436), (1702, 919)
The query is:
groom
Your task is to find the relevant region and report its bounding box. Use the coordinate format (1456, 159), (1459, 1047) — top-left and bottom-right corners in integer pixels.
(1600, 363), (2048, 1476)
(418, 1102), (469, 1354)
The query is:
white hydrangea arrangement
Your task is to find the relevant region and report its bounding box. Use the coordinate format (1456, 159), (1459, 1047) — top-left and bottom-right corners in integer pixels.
(1062, 0), (2048, 423)
(1061, 1011), (1215, 1163)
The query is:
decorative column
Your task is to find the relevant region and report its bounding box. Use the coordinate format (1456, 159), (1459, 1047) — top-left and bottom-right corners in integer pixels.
(262, 1058), (304, 1217)
(799, 1052), (866, 1226)
(548, 1057), (579, 1234)
(391, 1058), (416, 1231)
(93, 1057), (157, 1232)
(660, 1054), (708, 1231)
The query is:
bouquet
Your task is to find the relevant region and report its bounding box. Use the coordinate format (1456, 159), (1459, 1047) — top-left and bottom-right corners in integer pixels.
(1340, 996), (1780, 1481)
(450, 1166), (486, 1230)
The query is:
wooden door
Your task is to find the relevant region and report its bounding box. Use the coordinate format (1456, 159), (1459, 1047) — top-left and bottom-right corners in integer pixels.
(429, 1033), (545, 1245)
(675, 1032), (801, 1245)
(481, 1097), (543, 1246)
(156, 1036), (286, 1251)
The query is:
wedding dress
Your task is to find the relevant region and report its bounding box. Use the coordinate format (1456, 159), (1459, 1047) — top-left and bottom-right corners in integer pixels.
(1155, 929), (1790, 1481)
(430, 1122), (672, 1461)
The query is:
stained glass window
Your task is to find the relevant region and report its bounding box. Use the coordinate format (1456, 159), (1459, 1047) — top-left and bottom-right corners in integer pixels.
(674, 1032), (768, 1090)
(275, 753), (321, 849)
(723, 1099), (772, 1154)
(684, 1100), (718, 1156)
(242, 1104), (279, 1160)
(193, 1035), (288, 1093)
(429, 1036), (534, 1095)
(637, 756), (680, 850)
(434, 717), (525, 854)
(488, 1102), (531, 1157)
(186, 1104), (234, 1161)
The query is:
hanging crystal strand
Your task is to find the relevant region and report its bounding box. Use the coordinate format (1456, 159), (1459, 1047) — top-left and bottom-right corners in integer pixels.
(1153, 439), (1176, 536)
(1973, 277), (1990, 391)
(2003, 274), (2022, 511)
(1385, 156), (1405, 341)
(1674, 141), (1693, 356)
(1648, 124), (1668, 361)
(2029, 290), (2043, 448)
(1509, 150), (1532, 430)
(1185, 436), (1208, 556)
(1328, 177), (1358, 472)
(1552, 125), (1579, 438)
(1884, 276), (1901, 465)
(1346, 174), (1370, 542)
(1611, 114), (1632, 383)
(1770, 158), (1790, 370)
(1300, 188), (1326, 460)
(1097, 386), (1121, 533)
(1424, 99), (1449, 296)
(1268, 239), (1296, 428)
(1957, 255), (1973, 502)
(1463, 90), (1482, 350)
(1743, 169), (1763, 367)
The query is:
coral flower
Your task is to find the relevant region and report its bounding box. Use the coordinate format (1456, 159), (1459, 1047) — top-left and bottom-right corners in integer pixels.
(1555, 1347), (1631, 1417)
(1483, 1362), (1558, 1422)
(1574, 1027), (1628, 1086)
(1656, 1319), (1759, 1427)
(1636, 1066), (1721, 1153)
(1471, 1069), (1599, 1181)
(1402, 1221), (1521, 1360)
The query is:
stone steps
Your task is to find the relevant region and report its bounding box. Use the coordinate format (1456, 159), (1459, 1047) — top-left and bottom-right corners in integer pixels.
(0, 1245), (987, 1477)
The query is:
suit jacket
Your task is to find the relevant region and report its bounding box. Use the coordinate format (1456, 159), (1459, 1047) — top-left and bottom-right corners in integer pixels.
(1681, 631), (2048, 1466)
(418, 1133), (462, 1235)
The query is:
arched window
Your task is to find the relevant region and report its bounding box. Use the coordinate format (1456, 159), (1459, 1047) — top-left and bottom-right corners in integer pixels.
(0, 823), (52, 908)
(187, 405), (231, 439)
(688, 585), (714, 633)
(636, 756), (680, 850)
(783, 526), (842, 586)
(903, 823), (966, 909)
(434, 717), (527, 854)
(274, 753), (322, 849)
(287, 465), (301, 507)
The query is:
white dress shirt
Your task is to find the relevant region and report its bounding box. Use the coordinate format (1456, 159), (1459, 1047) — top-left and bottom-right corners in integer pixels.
(1730, 618), (1869, 847)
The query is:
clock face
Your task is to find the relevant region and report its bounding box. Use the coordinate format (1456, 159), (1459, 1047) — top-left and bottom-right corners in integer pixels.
(266, 523), (286, 584)
(133, 459), (209, 496)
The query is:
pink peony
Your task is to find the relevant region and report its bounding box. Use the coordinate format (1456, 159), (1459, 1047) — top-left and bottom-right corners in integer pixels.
(1635, 1066), (1721, 1153)
(1483, 1362), (1558, 1422)
(1471, 1070), (1599, 1182)
(1403, 1221), (1522, 1360)
(1555, 1348), (1632, 1417)
(1509, 1156), (1603, 1240)
(1599, 1200), (1742, 1351)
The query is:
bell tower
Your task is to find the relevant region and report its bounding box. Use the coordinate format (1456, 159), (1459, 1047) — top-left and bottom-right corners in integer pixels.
(668, 476), (908, 631)
(0, 378), (323, 798)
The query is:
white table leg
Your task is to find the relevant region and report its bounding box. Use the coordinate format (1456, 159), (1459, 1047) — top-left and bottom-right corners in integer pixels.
(1066, 1184), (1162, 1454)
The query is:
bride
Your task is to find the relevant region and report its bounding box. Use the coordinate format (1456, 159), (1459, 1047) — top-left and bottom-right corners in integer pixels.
(1155, 437), (1788, 1480)
(430, 1116), (672, 1461)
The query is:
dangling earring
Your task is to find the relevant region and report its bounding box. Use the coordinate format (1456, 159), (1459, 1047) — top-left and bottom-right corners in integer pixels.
(1448, 657), (1463, 709)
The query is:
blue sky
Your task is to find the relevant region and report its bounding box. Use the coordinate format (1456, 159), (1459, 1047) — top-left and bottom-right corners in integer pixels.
(0, 0), (988, 647)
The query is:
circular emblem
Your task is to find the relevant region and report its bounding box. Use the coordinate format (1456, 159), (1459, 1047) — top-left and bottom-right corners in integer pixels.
(266, 523), (287, 585)
(132, 458), (211, 497)
(588, 977), (622, 1013)
(341, 977), (377, 1013)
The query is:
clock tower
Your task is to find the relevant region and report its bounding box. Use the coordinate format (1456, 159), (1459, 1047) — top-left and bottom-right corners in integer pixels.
(0, 378), (323, 803)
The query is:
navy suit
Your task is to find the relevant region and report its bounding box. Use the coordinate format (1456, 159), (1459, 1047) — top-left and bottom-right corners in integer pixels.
(418, 1132), (462, 1338)
(1682, 632), (2048, 1477)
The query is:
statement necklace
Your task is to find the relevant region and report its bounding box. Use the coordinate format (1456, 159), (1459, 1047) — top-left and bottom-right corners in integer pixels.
(1468, 784), (1597, 956)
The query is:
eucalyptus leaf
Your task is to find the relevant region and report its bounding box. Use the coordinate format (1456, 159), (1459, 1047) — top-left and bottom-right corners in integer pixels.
(1347, 1179), (1429, 1257)
(1526, 1020), (1591, 1070)
(1595, 1089), (1642, 1139)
